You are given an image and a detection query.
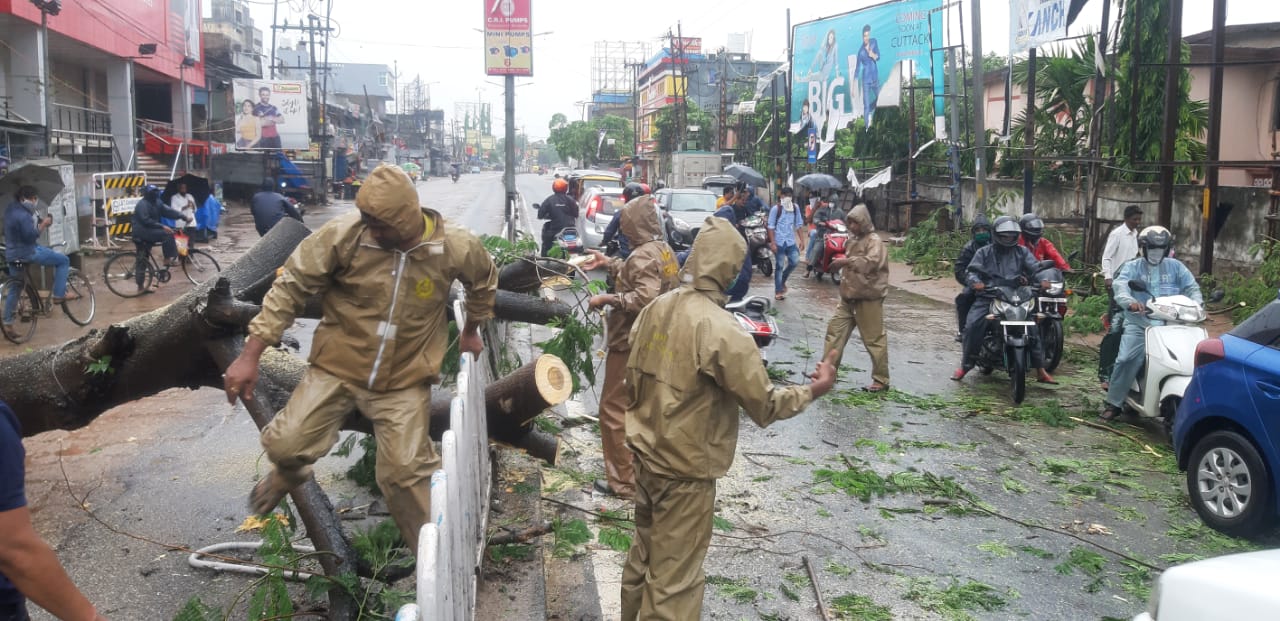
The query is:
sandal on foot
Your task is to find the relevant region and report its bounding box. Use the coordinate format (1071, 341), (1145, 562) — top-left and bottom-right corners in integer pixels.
(1098, 406), (1121, 422)
(863, 382), (889, 393)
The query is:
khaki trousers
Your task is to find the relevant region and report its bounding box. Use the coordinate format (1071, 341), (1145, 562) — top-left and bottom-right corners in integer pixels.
(599, 349), (635, 497)
(259, 366), (438, 553)
(824, 297), (891, 386)
(620, 464), (716, 621)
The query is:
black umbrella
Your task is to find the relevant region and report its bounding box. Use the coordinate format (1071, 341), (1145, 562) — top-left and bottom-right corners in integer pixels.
(795, 173), (843, 192)
(0, 159), (67, 204)
(723, 163), (767, 187)
(162, 174), (212, 207)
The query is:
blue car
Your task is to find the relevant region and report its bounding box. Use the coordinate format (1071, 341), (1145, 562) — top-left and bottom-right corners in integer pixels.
(1173, 295), (1280, 537)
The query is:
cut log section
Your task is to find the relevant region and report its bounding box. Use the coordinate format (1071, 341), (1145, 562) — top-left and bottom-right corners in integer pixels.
(497, 257), (576, 294)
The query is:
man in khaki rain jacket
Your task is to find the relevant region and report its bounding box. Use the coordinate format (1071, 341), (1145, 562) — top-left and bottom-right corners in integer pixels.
(223, 164), (497, 552)
(824, 203), (891, 391)
(583, 195), (679, 499)
(620, 216), (838, 620)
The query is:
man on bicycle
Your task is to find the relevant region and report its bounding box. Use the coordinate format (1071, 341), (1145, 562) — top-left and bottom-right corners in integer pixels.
(132, 184), (190, 293)
(3, 186), (75, 337)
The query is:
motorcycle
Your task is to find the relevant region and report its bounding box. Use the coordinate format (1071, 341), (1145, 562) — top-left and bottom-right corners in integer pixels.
(740, 213), (773, 277)
(969, 262), (1056, 404)
(450, 169), (460, 183)
(1033, 268), (1068, 373)
(553, 227), (584, 257)
(725, 295), (779, 364)
(810, 219), (849, 284)
(1118, 279), (1209, 433)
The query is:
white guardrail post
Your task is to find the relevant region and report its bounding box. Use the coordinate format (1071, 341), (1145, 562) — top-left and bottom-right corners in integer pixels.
(396, 300), (492, 621)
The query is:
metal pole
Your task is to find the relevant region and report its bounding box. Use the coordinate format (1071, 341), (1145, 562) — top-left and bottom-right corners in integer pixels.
(320, 0), (332, 203)
(1085, 0), (1112, 262)
(1125, 0), (1141, 164)
(1200, 0), (1226, 274)
(504, 75), (516, 243)
(269, 0), (279, 79)
(1023, 48), (1036, 214)
(947, 47), (962, 218)
(784, 8), (792, 183)
(41, 10), (51, 156)
(1156, 0), (1183, 227)
(908, 61), (918, 200)
(180, 63), (191, 171)
(971, 0), (987, 213)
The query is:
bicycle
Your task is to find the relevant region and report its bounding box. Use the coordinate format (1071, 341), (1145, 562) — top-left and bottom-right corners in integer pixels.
(102, 240), (221, 298)
(0, 255), (96, 344)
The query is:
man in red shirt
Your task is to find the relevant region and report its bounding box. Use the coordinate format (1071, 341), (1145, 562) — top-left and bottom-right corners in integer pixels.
(1018, 213), (1070, 271)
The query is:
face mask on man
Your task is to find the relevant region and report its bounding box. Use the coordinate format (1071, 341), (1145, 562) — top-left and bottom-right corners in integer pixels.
(781, 197), (794, 210)
(974, 231), (991, 244)
(1145, 248), (1166, 265)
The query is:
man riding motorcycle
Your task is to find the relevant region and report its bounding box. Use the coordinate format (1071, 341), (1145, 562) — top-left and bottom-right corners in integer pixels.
(952, 215), (1056, 384)
(804, 198), (847, 276)
(1018, 213), (1070, 272)
(1100, 226), (1202, 422)
(538, 177), (578, 257)
(600, 182), (650, 259)
(953, 215), (992, 341)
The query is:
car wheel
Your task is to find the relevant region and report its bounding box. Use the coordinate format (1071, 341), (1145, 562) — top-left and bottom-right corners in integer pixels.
(1187, 430), (1275, 538)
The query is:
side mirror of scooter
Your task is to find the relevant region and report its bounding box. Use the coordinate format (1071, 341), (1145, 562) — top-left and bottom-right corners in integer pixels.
(531, 202), (540, 210)
(1128, 279), (1149, 293)
(1067, 249), (1081, 263)
(1209, 288), (1226, 303)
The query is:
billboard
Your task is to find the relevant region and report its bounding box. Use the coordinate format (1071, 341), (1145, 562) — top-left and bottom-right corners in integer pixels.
(1010, 0), (1069, 54)
(232, 80), (309, 150)
(789, 0), (945, 160)
(484, 0), (534, 77)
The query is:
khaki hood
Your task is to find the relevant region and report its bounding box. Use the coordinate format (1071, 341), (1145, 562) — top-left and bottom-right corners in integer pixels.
(680, 215), (745, 294)
(355, 164), (422, 233)
(618, 194), (665, 246)
(846, 203), (874, 233)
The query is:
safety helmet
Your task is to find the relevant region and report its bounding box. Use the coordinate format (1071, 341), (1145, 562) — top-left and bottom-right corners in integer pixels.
(622, 182), (649, 202)
(992, 215), (1021, 248)
(1018, 213), (1045, 245)
(1138, 225), (1173, 265)
(143, 184), (161, 198)
(552, 178), (568, 193)
(654, 179), (667, 190)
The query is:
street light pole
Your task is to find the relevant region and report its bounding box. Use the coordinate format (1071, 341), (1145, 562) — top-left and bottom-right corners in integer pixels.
(41, 10), (52, 156)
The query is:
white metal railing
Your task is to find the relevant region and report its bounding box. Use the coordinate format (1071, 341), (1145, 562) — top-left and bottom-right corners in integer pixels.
(396, 300), (493, 621)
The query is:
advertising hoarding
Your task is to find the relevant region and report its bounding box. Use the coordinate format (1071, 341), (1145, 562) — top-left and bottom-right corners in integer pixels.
(1010, 0), (1070, 54)
(484, 0), (534, 77)
(789, 0), (945, 159)
(232, 80), (309, 151)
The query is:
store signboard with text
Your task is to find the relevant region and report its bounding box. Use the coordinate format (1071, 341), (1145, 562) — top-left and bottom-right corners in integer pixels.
(484, 0), (533, 76)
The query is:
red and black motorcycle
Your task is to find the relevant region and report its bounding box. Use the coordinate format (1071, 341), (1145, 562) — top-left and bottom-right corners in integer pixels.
(810, 219), (849, 284)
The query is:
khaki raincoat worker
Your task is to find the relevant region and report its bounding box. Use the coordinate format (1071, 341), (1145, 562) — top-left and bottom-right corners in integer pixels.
(585, 195), (679, 499)
(222, 164), (498, 552)
(620, 216), (837, 620)
(823, 203), (891, 391)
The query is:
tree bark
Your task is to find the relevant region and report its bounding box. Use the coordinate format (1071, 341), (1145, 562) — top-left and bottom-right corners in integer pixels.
(497, 256), (576, 293)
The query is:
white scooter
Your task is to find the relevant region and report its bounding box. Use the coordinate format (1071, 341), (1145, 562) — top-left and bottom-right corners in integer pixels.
(1120, 279), (1208, 433)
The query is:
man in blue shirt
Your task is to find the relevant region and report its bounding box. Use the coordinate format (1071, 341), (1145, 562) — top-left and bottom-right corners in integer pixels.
(1101, 226), (1202, 421)
(0, 400), (105, 620)
(3, 186), (76, 338)
(767, 187), (803, 300)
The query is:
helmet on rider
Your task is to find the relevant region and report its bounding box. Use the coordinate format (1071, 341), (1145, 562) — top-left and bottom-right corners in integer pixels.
(992, 215), (1021, 248)
(654, 179), (667, 190)
(143, 184), (162, 199)
(552, 178), (568, 193)
(1138, 225), (1173, 265)
(1018, 213), (1045, 246)
(622, 182), (649, 202)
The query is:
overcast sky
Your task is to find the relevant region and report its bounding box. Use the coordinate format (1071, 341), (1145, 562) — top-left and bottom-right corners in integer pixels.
(225, 0), (1280, 141)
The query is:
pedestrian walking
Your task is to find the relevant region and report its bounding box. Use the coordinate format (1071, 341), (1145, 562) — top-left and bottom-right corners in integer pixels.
(582, 194), (679, 499)
(823, 204), (891, 391)
(222, 164), (498, 553)
(767, 187), (803, 300)
(1098, 205), (1143, 388)
(620, 216), (837, 620)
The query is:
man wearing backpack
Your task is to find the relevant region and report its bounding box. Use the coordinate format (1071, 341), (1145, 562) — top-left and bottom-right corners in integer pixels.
(767, 187), (803, 300)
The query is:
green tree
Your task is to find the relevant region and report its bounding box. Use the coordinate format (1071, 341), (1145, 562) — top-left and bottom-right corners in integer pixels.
(1111, 0), (1207, 182)
(545, 114), (635, 167)
(995, 37), (1097, 183)
(653, 102), (715, 154)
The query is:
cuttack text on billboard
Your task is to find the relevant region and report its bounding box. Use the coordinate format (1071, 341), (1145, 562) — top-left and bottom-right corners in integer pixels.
(484, 0), (533, 77)
(789, 0), (945, 160)
(232, 80), (309, 151)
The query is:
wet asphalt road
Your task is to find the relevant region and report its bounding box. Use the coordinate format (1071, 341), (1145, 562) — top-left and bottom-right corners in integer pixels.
(15, 173), (1266, 620)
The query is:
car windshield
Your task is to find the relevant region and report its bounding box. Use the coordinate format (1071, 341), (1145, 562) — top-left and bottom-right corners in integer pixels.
(1230, 299), (1280, 348)
(594, 193), (626, 215)
(581, 178), (623, 191)
(667, 192), (717, 213)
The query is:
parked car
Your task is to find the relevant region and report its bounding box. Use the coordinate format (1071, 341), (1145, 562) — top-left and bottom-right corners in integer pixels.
(1172, 294), (1280, 537)
(469, 165), (481, 174)
(1134, 549), (1280, 620)
(576, 187), (627, 249)
(567, 169), (624, 200)
(701, 174), (738, 193)
(551, 166), (572, 178)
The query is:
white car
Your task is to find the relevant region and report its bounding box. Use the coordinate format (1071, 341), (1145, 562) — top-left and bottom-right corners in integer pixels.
(1135, 550), (1280, 620)
(551, 166), (572, 178)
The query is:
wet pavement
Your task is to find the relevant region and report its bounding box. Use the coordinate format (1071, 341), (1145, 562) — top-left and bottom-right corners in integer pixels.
(14, 172), (1271, 620)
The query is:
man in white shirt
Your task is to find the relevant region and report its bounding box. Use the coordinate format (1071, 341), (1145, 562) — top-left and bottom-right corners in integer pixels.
(169, 182), (197, 229)
(1098, 205), (1143, 386)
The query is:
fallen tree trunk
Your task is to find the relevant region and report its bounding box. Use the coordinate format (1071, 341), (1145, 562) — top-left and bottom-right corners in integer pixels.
(497, 256), (576, 293)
